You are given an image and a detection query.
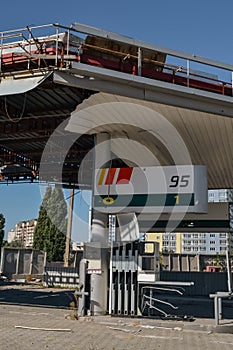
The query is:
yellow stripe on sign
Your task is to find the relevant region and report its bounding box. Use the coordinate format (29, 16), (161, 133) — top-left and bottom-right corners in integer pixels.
(98, 168), (106, 185)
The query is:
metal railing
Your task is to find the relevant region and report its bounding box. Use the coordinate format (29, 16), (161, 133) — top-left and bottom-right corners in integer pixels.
(0, 23), (83, 73)
(72, 22), (233, 97)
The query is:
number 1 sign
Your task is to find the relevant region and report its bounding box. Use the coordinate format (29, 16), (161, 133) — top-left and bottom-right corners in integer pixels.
(93, 165), (208, 214)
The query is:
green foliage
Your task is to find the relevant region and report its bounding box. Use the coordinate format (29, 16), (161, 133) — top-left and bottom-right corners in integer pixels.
(33, 186), (67, 262)
(0, 213), (5, 249)
(46, 188), (67, 234)
(4, 239), (24, 248)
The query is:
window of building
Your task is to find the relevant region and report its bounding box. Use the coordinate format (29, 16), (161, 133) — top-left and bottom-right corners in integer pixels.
(210, 247), (216, 251)
(210, 234), (215, 237)
(220, 192), (227, 197)
(199, 240), (206, 244)
(220, 240), (226, 244)
(210, 241), (215, 244)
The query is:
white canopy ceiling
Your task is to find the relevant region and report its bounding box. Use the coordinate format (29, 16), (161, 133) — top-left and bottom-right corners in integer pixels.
(66, 92), (233, 189)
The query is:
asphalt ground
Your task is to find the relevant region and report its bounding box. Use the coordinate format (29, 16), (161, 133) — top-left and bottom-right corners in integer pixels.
(1, 282), (233, 349)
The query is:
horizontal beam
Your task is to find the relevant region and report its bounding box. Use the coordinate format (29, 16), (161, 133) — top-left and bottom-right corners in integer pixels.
(140, 220), (231, 233)
(54, 66), (233, 118)
(0, 115), (69, 135)
(0, 136), (49, 144)
(154, 281), (194, 286)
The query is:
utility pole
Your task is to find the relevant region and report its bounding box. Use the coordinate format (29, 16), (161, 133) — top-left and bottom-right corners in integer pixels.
(64, 188), (75, 267)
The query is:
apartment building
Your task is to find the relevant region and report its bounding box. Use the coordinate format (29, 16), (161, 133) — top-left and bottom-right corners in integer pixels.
(208, 189), (231, 203)
(182, 232), (230, 254)
(146, 232), (182, 253)
(146, 231), (231, 255)
(7, 219), (37, 248)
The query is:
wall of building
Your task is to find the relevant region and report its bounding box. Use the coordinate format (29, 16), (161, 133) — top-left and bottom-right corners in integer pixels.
(7, 219), (37, 248)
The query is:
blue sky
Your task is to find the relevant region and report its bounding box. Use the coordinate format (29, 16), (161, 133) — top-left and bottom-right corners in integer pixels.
(0, 1), (232, 241)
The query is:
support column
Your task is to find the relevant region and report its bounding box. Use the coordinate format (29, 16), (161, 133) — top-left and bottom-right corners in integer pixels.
(214, 296), (219, 325)
(78, 258), (88, 316)
(29, 249), (34, 275)
(16, 249), (20, 276)
(218, 297), (222, 320)
(226, 241), (232, 293)
(90, 132), (111, 315)
(92, 132), (111, 243)
(0, 247), (5, 274)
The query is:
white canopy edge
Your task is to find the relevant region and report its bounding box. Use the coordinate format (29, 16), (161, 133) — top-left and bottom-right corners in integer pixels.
(0, 71), (52, 96)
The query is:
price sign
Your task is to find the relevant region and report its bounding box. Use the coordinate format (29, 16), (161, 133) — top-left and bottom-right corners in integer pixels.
(93, 165), (207, 214)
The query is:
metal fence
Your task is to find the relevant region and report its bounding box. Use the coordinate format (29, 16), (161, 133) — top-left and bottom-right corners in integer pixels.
(0, 247), (45, 279)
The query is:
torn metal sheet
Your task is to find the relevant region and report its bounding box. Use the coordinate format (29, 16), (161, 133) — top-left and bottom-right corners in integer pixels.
(0, 71), (52, 96)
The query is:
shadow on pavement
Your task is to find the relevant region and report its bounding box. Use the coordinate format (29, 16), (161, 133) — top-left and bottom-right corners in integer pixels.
(2, 281), (233, 320)
(0, 281), (75, 309)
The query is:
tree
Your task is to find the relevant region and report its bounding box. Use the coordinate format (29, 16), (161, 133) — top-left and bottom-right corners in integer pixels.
(33, 186), (52, 251)
(0, 213), (5, 249)
(46, 187), (67, 234)
(33, 186), (67, 262)
(4, 238), (24, 248)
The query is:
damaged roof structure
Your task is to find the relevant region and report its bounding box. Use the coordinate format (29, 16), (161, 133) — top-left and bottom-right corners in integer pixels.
(0, 22), (232, 189)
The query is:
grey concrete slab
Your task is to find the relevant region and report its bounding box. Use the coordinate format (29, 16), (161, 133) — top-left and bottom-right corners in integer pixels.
(1, 282), (233, 349)
(1, 303), (233, 350)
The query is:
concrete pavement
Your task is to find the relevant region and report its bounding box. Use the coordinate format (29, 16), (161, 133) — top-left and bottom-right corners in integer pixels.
(1, 282), (233, 349)
(1, 303), (233, 350)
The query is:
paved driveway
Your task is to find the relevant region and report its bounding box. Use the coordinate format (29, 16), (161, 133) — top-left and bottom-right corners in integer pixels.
(1, 303), (233, 350)
(1, 282), (233, 349)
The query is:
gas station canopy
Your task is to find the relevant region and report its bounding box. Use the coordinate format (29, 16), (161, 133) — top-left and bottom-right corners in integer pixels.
(0, 22), (232, 189)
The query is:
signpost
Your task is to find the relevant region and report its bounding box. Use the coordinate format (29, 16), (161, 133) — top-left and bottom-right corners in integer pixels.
(94, 165), (208, 214)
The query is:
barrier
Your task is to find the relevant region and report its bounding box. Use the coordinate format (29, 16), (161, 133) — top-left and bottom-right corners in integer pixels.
(43, 266), (79, 287)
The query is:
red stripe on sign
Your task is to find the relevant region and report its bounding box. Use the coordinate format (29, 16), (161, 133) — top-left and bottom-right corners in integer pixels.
(105, 168), (116, 185)
(116, 167), (133, 184)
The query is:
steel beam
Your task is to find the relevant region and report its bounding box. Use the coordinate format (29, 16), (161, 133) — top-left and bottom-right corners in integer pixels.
(54, 68), (233, 119)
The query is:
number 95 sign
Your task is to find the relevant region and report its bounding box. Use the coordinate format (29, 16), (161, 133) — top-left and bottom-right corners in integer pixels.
(94, 165), (208, 213)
